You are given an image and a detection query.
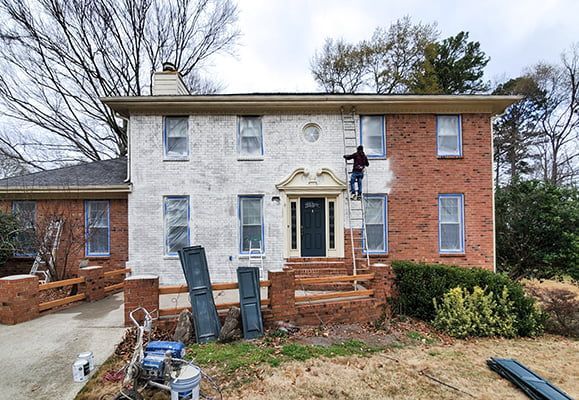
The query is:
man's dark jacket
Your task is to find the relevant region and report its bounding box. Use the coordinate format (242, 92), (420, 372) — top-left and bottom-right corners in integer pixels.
(344, 150), (369, 172)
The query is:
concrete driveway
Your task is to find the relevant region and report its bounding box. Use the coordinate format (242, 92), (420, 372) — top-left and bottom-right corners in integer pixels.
(0, 293), (126, 400)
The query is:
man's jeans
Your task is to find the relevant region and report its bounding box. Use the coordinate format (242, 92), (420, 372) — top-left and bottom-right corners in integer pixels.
(350, 171), (364, 195)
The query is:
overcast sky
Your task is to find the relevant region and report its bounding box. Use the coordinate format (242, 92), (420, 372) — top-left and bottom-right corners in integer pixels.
(210, 0), (579, 93)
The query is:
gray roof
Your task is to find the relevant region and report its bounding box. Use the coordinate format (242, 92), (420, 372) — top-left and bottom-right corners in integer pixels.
(0, 157), (127, 189)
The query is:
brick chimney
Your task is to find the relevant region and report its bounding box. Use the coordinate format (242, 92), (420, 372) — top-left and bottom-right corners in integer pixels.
(152, 62), (189, 95)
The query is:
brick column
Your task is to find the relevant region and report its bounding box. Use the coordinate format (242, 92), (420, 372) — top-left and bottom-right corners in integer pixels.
(124, 274), (159, 326)
(78, 266), (105, 302)
(369, 263), (395, 304)
(0, 274), (39, 325)
(269, 269), (297, 323)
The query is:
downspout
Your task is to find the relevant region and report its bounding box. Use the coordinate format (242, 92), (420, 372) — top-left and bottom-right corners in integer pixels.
(116, 113), (131, 184)
(490, 115), (497, 273)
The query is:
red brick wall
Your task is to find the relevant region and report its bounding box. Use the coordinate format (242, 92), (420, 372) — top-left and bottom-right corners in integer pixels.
(0, 198), (128, 279)
(344, 113), (494, 271)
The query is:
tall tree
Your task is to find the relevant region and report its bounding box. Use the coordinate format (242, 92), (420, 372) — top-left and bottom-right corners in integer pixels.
(310, 17), (438, 94)
(493, 76), (547, 186)
(530, 46), (579, 186)
(361, 17), (439, 94)
(0, 0), (239, 169)
(410, 31), (490, 94)
(310, 38), (367, 93)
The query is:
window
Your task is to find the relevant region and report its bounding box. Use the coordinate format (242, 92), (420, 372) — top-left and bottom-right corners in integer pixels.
(439, 194), (465, 253)
(164, 116), (189, 159)
(239, 196), (263, 253)
(364, 195), (388, 253)
(302, 123), (321, 143)
(12, 201), (36, 257)
(290, 201), (297, 250)
(360, 115), (385, 157)
(437, 115), (462, 156)
(329, 200), (335, 249)
(164, 196), (189, 256)
(85, 200), (110, 256)
(238, 116), (263, 157)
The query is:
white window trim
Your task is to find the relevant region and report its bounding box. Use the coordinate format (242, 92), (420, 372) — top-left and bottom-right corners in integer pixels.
(239, 195), (265, 255)
(363, 194), (388, 254)
(163, 196), (190, 256)
(85, 200), (111, 257)
(237, 116), (264, 158)
(438, 194), (465, 254)
(163, 116), (190, 160)
(436, 115), (463, 157)
(359, 115), (386, 158)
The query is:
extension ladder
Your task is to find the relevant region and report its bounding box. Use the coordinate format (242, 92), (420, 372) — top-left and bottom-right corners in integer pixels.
(341, 107), (370, 281)
(30, 218), (63, 283)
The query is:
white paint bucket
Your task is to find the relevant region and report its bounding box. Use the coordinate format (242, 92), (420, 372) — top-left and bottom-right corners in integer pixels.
(72, 359), (90, 382)
(77, 351), (95, 371)
(170, 365), (201, 400)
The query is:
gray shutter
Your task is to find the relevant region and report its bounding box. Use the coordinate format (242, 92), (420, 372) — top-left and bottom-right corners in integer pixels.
(178, 246), (221, 343)
(237, 267), (264, 339)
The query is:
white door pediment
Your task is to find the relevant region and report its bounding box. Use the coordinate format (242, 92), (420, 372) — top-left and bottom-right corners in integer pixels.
(276, 168), (346, 194)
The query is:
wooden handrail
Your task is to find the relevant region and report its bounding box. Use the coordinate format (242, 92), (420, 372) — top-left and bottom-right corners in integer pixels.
(158, 298), (270, 317)
(295, 274), (374, 285)
(159, 280), (271, 295)
(38, 277), (85, 291)
(39, 293), (87, 311)
(295, 289), (374, 303)
(104, 282), (124, 293)
(104, 268), (131, 278)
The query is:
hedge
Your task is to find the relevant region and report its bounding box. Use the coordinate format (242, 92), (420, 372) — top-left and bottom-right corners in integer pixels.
(391, 261), (545, 336)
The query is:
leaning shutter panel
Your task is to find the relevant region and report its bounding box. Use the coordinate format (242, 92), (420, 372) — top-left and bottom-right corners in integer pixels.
(178, 246), (221, 343)
(237, 267), (264, 339)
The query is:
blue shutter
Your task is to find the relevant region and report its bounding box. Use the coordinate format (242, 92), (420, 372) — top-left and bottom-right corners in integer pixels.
(237, 267), (264, 339)
(178, 246), (221, 343)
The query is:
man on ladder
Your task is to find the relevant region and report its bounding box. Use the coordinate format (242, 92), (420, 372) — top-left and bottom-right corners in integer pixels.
(343, 145), (369, 200)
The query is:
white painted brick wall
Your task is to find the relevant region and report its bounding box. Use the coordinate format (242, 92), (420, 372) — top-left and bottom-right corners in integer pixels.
(127, 113), (394, 284)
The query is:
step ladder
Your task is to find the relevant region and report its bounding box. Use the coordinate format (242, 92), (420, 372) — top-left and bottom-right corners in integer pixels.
(341, 107), (370, 282)
(246, 240), (265, 279)
(30, 218), (63, 283)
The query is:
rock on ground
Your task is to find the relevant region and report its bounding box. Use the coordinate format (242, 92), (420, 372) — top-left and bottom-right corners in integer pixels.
(219, 307), (242, 342)
(173, 310), (194, 343)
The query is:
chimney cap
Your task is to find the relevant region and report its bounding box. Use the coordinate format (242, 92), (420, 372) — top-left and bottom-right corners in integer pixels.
(162, 62), (177, 72)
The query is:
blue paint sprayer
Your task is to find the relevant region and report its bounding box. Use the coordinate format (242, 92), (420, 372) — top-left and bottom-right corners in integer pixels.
(115, 307), (221, 400)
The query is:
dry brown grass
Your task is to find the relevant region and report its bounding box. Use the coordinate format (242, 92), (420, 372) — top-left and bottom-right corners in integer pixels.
(523, 279), (579, 296)
(229, 335), (578, 400)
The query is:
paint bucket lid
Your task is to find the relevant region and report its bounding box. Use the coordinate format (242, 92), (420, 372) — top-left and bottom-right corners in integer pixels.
(77, 352), (93, 358)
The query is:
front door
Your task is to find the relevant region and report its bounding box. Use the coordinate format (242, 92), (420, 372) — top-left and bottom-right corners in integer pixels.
(300, 198), (326, 257)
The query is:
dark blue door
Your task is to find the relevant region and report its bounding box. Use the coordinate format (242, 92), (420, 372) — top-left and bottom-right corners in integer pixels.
(300, 198), (326, 257)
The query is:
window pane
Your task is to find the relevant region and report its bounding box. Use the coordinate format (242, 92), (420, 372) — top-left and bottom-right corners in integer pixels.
(13, 201), (35, 228)
(89, 227), (109, 254)
(437, 115), (460, 155)
(367, 224), (384, 251)
(441, 224), (460, 250)
(240, 196), (263, 252)
(239, 117), (262, 156)
(440, 197), (459, 223)
(365, 198), (384, 224)
(165, 117), (188, 157)
(242, 225), (262, 252)
(361, 116), (384, 156)
(13, 201), (36, 256)
(291, 202), (297, 250)
(242, 198), (261, 225)
(165, 197), (189, 255)
(87, 201), (110, 255)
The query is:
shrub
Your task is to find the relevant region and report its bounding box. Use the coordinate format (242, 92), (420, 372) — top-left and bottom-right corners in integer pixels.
(392, 261), (545, 336)
(527, 286), (579, 337)
(433, 286), (516, 338)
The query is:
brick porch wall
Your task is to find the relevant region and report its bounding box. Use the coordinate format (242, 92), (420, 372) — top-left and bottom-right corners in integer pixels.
(0, 198), (128, 278)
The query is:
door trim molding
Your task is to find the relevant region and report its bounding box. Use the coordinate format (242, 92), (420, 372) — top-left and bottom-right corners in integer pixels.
(276, 168), (346, 258)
